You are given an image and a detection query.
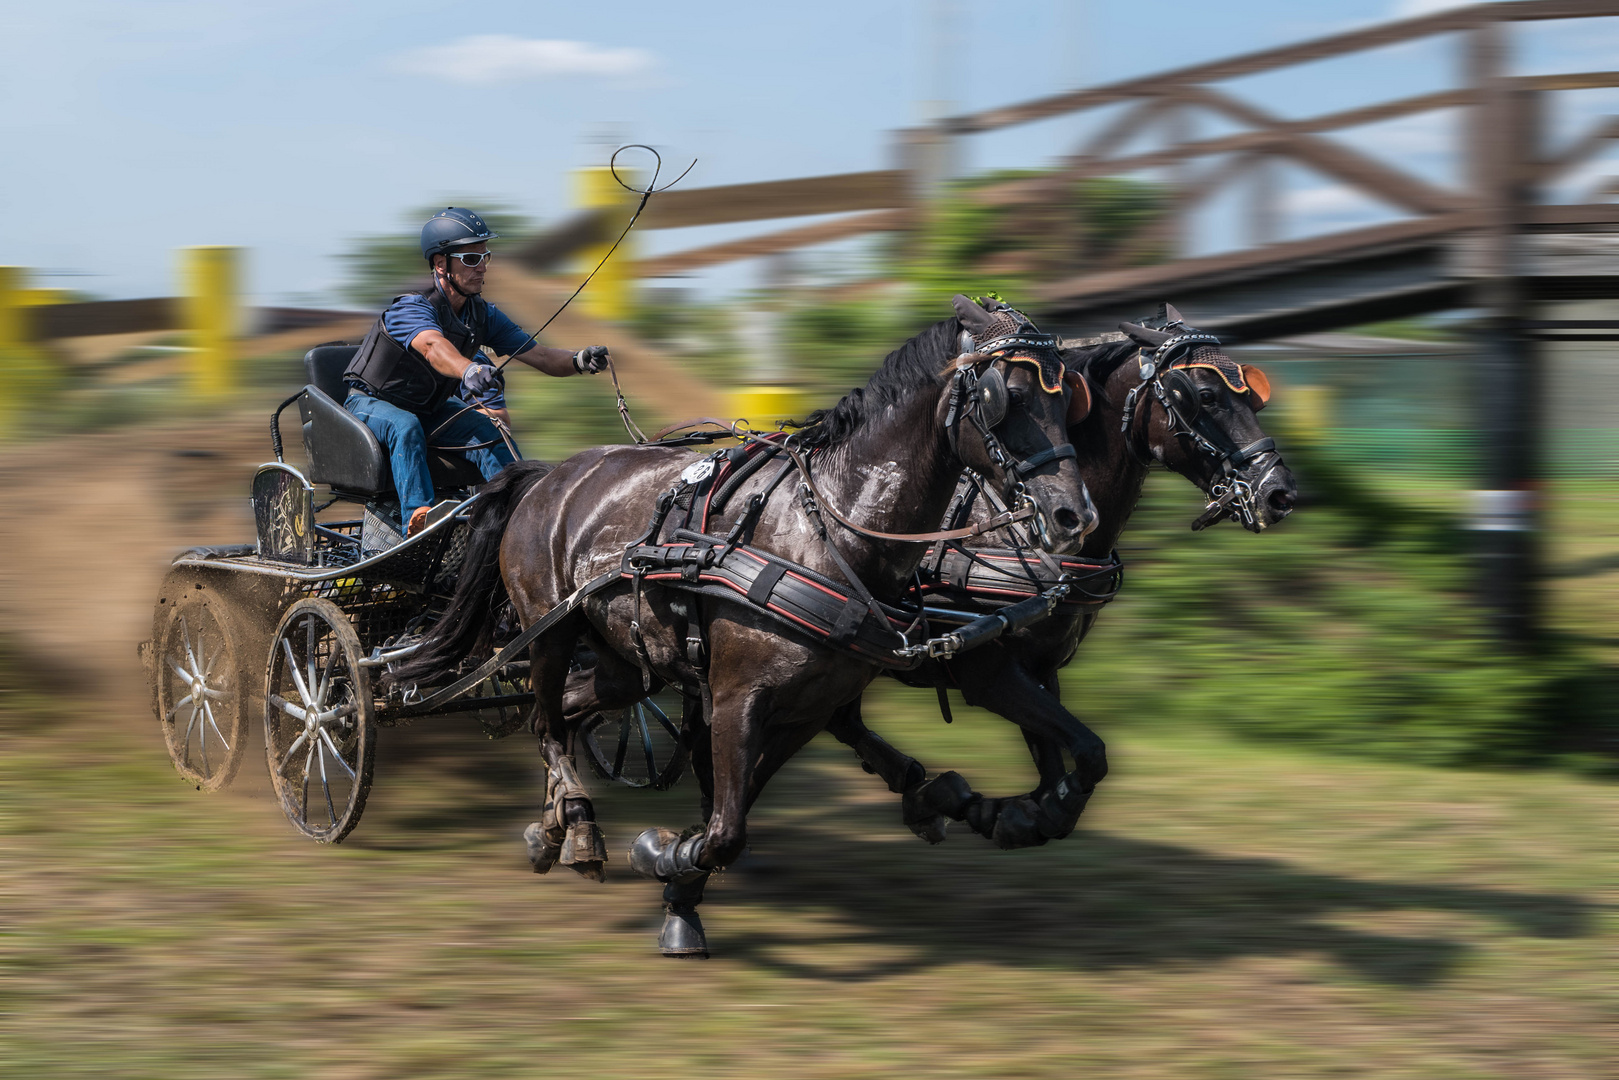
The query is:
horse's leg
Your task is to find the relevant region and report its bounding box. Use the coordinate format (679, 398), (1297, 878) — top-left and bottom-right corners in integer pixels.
(520, 617), (609, 882)
(905, 659), (1104, 849)
(824, 698), (950, 844)
(628, 682), (768, 958)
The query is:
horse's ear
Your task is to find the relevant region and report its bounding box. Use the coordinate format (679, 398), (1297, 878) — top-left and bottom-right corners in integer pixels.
(1163, 302), (1185, 325)
(952, 293), (997, 336)
(1241, 364), (1272, 410)
(1064, 369), (1092, 424)
(1119, 321), (1171, 348)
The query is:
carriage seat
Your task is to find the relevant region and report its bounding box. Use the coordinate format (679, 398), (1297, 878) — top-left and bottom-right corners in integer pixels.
(297, 345), (488, 504)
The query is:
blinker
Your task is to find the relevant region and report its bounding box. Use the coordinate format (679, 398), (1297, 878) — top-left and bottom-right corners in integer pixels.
(973, 365), (1008, 428)
(1160, 367), (1200, 419)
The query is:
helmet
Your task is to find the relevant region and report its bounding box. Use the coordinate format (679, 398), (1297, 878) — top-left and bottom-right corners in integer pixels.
(420, 207), (499, 261)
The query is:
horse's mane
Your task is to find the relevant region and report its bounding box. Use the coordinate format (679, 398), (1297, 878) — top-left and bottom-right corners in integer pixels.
(1061, 338), (1139, 462)
(789, 318), (961, 449)
(1064, 337), (1138, 385)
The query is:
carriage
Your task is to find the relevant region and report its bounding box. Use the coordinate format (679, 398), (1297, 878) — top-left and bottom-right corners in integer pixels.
(139, 345), (697, 843)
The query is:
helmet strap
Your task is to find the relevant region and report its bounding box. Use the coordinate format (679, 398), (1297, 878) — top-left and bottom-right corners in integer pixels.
(435, 261), (479, 302)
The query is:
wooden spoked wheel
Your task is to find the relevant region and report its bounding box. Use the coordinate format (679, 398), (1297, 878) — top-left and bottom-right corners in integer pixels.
(154, 582), (248, 791)
(581, 692), (688, 790)
(263, 598), (376, 843)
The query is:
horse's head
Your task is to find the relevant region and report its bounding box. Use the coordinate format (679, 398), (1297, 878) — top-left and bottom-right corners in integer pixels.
(949, 294), (1098, 551)
(1116, 309), (1296, 531)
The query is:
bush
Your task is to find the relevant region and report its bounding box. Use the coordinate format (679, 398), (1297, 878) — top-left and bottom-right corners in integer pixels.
(1072, 441), (1613, 767)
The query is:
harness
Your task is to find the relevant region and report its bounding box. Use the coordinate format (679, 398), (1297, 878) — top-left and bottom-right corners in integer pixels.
(1118, 330), (1283, 530)
(344, 285), (489, 413)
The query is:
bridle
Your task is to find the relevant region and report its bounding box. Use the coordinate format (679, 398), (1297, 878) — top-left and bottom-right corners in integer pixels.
(1118, 330), (1283, 531)
(942, 326), (1080, 550)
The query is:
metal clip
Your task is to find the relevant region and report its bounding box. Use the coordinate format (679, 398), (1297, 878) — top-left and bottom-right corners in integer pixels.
(680, 457), (717, 486)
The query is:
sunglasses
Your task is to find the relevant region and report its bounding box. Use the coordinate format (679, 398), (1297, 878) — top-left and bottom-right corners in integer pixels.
(446, 250), (493, 267)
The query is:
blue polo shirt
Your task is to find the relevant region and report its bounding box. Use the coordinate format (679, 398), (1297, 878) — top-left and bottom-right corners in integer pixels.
(381, 287), (536, 360)
(382, 286), (531, 411)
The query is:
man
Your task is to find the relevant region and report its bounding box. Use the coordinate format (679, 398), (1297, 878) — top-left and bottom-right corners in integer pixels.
(343, 207), (610, 534)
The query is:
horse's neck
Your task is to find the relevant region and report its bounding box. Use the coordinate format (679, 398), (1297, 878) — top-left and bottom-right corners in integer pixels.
(1073, 368), (1151, 558)
(811, 394), (958, 591)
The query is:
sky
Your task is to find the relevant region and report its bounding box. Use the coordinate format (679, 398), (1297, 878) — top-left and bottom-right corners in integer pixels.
(3, 0), (1616, 305)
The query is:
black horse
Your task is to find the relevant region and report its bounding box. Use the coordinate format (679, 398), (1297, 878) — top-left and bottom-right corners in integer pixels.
(393, 296), (1097, 956)
(826, 315), (1298, 848)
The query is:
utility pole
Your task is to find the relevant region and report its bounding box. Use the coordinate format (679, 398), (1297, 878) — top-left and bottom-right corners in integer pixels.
(1466, 20), (1542, 645)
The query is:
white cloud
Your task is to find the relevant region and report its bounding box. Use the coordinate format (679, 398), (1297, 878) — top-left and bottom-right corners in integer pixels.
(393, 36), (655, 84)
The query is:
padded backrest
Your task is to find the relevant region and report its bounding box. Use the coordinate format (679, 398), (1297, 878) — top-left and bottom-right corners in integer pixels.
(298, 383), (390, 499)
(304, 345), (360, 404)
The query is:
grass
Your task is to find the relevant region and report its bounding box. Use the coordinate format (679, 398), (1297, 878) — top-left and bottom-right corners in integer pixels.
(2, 672), (1614, 1079)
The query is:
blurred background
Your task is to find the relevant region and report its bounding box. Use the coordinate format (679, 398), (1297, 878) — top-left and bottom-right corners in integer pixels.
(3, 2), (1616, 1077)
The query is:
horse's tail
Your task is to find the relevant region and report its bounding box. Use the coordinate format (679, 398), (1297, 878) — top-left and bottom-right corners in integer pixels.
(388, 459), (555, 688)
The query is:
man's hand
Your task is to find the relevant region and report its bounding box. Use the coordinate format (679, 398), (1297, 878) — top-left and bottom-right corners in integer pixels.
(462, 361), (499, 395)
(573, 346), (610, 374)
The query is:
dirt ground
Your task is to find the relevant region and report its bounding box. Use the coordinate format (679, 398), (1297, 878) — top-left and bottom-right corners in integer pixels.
(2, 421), (1614, 1079)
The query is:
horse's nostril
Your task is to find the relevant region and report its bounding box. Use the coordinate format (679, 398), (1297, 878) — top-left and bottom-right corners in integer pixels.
(1053, 507), (1082, 531)
(1268, 489), (1295, 513)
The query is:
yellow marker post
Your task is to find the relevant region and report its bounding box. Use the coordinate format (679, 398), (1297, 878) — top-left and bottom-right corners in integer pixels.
(1287, 384), (1330, 447)
(0, 267), (54, 439)
(573, 167), (636, 323)
(179, 246), (241, 402)
(0, 266), (26, 354)
(727, 384), (809, 430)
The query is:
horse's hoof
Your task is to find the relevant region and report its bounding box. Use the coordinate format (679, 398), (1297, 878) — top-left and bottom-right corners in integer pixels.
(523, 821), (559, 874)
(920, 771), (975, 817)
(629, 827), (680, 879)
(911, 815), (950, 844)
(560, 821), (608, 881)
(658, 905), (709, 958)
(902, 771), (973, 842)
(900, 787), (950, 843)
(991, 796), (1049, 850)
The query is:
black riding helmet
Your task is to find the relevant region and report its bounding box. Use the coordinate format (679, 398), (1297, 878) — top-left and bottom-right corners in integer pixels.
(420, 207), (499, 262)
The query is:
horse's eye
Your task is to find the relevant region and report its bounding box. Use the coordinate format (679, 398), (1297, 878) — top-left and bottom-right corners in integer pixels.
(1008, 389), (1025, 408)
(1198, 388), (1218, 406)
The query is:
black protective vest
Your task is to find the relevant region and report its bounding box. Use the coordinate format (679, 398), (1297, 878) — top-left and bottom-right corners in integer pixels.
(344, 285), (489, 414)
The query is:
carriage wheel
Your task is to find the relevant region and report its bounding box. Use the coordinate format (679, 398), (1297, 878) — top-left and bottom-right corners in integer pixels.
(468, 670), (531, 739)
(581, 693), (688, 790)
(263, 599), (376, 843)
(154, 582), (248, 791)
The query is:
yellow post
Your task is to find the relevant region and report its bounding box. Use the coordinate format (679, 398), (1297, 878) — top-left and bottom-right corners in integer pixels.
(572, 167), (636, 322)
(728, 385), (810, 428)
(179, 246), (241, 402)
(1287, 383), (1330, 446)
(0, 266), (25, 354)
(0, 267), (53, 439)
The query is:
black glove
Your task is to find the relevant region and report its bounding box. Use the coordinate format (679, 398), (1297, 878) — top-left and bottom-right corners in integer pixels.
(462, 362), (499, 395)
(573, 345), (610, 374)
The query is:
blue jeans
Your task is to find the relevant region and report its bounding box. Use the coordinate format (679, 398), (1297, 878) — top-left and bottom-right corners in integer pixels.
(344, 390), (517, 517)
